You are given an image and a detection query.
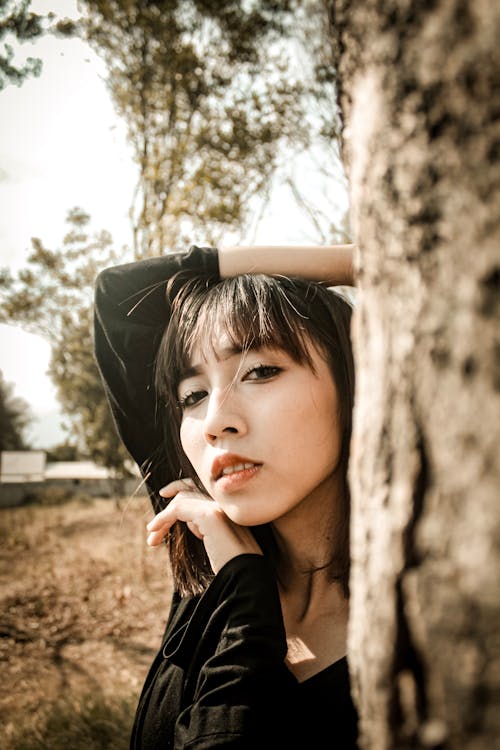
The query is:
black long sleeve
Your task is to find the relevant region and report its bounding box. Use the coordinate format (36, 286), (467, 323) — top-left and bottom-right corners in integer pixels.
(132, 554), (292, 750)
(131, 553), (358, 749)
(93, 246), (219, 500)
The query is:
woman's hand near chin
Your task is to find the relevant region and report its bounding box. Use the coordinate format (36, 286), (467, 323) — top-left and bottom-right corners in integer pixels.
(146, 478), (263, 574)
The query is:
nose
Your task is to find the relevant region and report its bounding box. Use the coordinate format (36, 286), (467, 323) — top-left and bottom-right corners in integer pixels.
(203, 387), (247, 443)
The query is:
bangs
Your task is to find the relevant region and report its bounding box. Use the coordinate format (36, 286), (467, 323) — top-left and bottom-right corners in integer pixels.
(156, 274), (323, 399)
(186, 275), (317, 364)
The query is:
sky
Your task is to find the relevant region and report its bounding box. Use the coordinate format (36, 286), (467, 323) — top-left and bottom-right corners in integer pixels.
(1, 0), (349, 449)
(0, 0), (137, 447)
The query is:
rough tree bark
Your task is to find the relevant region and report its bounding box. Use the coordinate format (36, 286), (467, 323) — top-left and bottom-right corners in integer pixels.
(329, 2), (500, 749)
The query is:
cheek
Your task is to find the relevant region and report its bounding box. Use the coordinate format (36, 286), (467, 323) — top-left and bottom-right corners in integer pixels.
(301, 392), (341, 459)
(299, 408), (339, 456)
(179, 418), (203, 464)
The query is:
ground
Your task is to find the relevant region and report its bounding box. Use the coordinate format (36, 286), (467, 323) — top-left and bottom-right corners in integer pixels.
(0, 495), (171, 749)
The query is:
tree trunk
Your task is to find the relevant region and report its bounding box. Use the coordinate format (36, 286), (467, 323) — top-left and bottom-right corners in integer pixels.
(329, 2), (500, 748)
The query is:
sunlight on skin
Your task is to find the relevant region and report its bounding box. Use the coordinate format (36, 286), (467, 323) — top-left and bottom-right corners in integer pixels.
(286, 636), (316, 664)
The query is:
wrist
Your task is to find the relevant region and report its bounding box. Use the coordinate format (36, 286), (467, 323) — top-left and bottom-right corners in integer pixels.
(218, 244), (356, 286)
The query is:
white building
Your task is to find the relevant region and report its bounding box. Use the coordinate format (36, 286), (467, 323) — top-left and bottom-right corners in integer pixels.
(0, 451), (145, 507)
(0, 450), (46, 483)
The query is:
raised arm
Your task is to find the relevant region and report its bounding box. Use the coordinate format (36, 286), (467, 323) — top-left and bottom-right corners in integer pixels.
(93, 245), (219, 501)
(219, 244), (356, 287)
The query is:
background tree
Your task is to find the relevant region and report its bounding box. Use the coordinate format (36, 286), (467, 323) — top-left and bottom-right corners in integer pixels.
(45, 441), (80, 462)
(0, 0), (75, 90)
(0, 369), (32, 451)
(329, 1), (500, 748)
(0, 208), (132, 487)
(0, 370), (33, 453)
(279, 0), (352, 245)
(77, 0), (316, 256)
(0, 0), (44, 89)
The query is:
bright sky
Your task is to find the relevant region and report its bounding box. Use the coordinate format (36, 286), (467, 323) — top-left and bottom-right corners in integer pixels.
(0, 0), (349, 448)
(0, 0), (136, 446)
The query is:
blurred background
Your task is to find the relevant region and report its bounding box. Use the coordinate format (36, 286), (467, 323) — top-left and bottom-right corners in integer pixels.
(1, 0), (350, 461)
(0, 1), (350, 747)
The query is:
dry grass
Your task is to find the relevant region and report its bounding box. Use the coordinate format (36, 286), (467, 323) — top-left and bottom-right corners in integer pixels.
(0, 495), (172, 749)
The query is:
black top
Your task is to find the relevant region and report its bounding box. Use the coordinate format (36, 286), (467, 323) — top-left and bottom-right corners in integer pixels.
(131, 554), (358, 750)
(94, 245), (220, 506)
(93, 247), (359, 749)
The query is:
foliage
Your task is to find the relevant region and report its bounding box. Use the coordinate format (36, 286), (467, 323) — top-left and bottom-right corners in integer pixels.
(275, 0), (351, 243)
(1, 0), (347, 245)
(45, 441), (82, 462)
(0, 368), (32, 450)
(0, 0), (75, 90)
(0, 0), (44, 89)
(77, 0), (315, 255)
(0, 208), (132, 477)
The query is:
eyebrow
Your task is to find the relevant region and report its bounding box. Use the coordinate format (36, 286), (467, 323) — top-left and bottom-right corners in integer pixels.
(178, 345), (246, 383)
(178, 363), (203, 382)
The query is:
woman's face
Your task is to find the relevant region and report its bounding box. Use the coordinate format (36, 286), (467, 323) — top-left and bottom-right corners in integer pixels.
(177, 333), (341, 527)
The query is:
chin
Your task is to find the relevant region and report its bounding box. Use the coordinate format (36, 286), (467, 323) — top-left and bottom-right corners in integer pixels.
(224, 506), (273, 528)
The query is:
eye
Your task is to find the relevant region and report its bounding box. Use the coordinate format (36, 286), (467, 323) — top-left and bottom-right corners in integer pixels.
(243, 364), (282, 381)
(178, 389), (208, 410)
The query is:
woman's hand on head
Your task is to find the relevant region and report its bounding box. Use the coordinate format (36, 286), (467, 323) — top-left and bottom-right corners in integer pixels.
(146, 478), (263, 574)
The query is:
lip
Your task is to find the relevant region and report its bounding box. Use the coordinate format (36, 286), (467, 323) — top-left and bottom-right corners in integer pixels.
(216, 464), (261, 492)
(211, 453), (262, 481)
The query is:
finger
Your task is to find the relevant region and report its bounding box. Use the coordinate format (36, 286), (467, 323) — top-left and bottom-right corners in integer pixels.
(159, 477), (195, 498)
(146, 514), (174, 543)
(146, 499), (193, 543)
(147, 495), (219, 547)
(147, 491), (196, 531)
(147, 512), (173, 532)
(147, 515), (204, 546)
(147, 528), (169, 547)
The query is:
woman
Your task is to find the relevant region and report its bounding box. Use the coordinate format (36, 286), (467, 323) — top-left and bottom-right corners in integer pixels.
(94, 243), (358, 749)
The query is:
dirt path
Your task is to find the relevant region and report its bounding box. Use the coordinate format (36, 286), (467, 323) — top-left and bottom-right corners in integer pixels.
(0, 497), (171, 748)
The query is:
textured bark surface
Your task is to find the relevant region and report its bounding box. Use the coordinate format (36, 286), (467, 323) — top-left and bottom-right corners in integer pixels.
(330, 2), (500, 748)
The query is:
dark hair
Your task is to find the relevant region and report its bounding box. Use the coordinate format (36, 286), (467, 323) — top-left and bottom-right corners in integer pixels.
(154, 273), (355, 597)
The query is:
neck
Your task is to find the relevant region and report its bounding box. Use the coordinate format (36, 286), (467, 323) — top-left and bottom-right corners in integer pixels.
(277, 560), (346, 617)
(272, 478), (346, 586)
(278, 568), (349, 682)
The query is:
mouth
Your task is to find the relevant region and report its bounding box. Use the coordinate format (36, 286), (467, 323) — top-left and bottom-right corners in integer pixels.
(211, 454), (262, 481)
